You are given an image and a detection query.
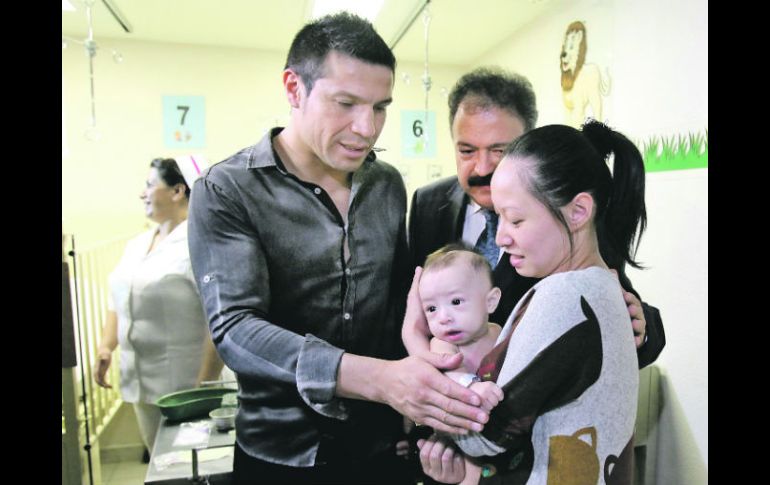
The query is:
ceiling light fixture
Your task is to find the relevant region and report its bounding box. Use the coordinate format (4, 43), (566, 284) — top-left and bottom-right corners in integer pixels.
(62, 0), (131, 139)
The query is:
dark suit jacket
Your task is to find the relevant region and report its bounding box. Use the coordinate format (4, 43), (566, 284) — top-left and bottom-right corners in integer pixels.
(408, 176), (665, 368)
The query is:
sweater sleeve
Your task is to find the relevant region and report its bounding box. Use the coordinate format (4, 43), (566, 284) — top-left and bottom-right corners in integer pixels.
(455, 296), (603, 457)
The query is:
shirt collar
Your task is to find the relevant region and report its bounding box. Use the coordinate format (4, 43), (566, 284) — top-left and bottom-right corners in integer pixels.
(246, 126), (377, 178)
(247, 127), (284, 170)
(467, 198), (485, 215)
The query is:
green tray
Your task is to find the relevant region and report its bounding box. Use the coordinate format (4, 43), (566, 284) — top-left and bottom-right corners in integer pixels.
(155, 387), (237, 422)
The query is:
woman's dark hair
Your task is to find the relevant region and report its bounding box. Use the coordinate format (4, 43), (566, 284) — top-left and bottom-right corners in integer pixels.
(503, 120), (647, 272)
(150, 158), (190, 198)
(285, 12), (396, 95)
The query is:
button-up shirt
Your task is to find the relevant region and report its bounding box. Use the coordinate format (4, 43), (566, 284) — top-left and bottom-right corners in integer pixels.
(188, 128), (410, 467)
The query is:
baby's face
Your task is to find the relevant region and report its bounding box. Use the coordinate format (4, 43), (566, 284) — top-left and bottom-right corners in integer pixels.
(419, 264), (495, 346)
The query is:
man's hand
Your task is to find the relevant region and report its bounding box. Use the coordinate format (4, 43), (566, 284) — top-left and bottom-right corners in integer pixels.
(418, 434), (466, 484)
(378, 356), (489, 435)
(624, 290), (647, 348)
(337, 353), (488, 435)
(609, 269), (647, 348)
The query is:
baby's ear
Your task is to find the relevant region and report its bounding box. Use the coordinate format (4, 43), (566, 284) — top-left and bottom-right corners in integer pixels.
(486, 287), (502, 314)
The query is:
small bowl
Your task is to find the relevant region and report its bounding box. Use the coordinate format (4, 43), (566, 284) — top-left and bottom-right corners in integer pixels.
(220, 392), (238, 408)
(209, 407), (236, 431)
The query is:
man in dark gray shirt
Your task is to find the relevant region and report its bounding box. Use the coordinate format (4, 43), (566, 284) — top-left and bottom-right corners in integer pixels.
(188, 12), (487, 485)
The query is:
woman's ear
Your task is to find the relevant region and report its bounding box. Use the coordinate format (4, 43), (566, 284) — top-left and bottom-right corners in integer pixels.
(171, 183), (187, 202)
(566, 192), (594, 230)
(486, 287), (502, 314)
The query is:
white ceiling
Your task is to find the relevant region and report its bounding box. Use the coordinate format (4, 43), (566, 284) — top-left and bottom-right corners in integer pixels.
(61, 0), (563, 66)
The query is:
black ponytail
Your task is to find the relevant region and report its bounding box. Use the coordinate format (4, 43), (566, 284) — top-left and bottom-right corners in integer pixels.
(581, 120), (647, 271)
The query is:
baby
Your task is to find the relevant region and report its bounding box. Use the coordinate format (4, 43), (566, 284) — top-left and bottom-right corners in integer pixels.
(418, 245), (503, 393)
(401, 245), (505, 483)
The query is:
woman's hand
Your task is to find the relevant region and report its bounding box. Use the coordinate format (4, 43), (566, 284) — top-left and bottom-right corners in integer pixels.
(94, 349), (113, 388)
(95, 311), (119, 389)
(402, 267), (465, 370)
(418, 434), (466, 484)
(402, 267), (432, 356)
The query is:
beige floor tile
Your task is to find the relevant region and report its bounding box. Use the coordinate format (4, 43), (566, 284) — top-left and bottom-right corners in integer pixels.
(106, 461), (149, 484)
(100, 462), (118, 483)
(108, 474), (148, 485)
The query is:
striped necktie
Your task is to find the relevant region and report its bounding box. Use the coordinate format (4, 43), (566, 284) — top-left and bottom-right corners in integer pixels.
(475, 210), (499, 269)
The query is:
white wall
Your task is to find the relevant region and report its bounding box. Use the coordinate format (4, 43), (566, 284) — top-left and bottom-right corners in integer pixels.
(62, 39), (463, 246)
(614, 2), (708, 483)
(474, 0), (708, 482)
(62, 40), (287, 246)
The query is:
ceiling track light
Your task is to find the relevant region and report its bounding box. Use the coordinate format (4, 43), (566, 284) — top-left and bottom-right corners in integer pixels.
(101, 0), (132, 33)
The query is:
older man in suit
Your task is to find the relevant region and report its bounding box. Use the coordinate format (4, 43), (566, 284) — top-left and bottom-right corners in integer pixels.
(408, 67), (664, 368)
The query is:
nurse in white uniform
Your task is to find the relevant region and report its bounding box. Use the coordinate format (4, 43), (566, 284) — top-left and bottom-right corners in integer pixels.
(94, 156), (228, 451)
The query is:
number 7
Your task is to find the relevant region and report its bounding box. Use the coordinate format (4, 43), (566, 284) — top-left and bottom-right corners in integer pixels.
(177, 105), (190, 125)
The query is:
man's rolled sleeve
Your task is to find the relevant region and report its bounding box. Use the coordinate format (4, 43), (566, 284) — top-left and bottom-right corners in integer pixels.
(296, 334), (348, 419)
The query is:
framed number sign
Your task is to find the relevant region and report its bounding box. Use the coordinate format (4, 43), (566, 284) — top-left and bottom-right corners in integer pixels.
(163, 95), (205, 148)
(401, 110), (436, 158)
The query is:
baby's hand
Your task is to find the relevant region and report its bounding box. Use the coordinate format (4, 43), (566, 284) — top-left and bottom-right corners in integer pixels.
(469, 381), (503, 412)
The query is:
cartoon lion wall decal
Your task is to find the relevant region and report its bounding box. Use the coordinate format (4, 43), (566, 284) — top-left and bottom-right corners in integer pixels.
(561, 21), (611, 128)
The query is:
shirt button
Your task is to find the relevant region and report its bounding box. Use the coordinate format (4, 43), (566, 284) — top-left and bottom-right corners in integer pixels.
(202, 275), (211, 283)
(344, 268), (351, 275)
(343, 313), (351, 320)
(313, 187), (322, 195)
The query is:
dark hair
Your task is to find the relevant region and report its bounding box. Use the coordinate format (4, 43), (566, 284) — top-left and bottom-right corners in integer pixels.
(423, 243), (494, 287)
(150, 158), (190, 198)
(285, 12), (396, 95)
(502, 120), (647, 272)
(448, 67), (538, 132)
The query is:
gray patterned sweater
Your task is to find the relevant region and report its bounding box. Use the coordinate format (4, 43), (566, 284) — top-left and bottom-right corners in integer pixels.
(455, 267), (638, 485)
